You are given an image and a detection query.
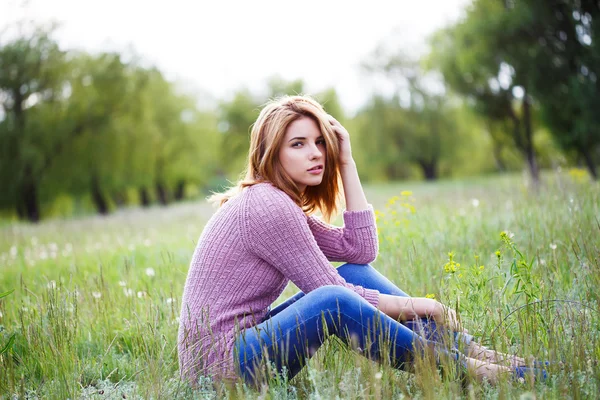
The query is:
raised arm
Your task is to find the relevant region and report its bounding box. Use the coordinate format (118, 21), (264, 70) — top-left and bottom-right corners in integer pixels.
(328, 116), (368, 212)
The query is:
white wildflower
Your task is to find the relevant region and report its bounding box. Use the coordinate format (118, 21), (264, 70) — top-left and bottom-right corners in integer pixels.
(374, 371), (383, 380)
(124, 288), (134, 297)
(92, 291), (102, 299)
(471, 198), (480, 207)
(549, 243), (557, 250)
(145, 268), (155, 277)
(47, 280), (56, 289)
(118, 281), (127, 287)
(137, 291), (146, 298)
(166, 298), (175, 304)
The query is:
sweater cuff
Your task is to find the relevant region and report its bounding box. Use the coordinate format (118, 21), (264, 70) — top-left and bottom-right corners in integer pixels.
(343, 205), (376, 229)
(362, 288), (380, 308)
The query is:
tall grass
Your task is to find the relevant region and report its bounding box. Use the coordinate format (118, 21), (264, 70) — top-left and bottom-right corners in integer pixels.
(0, 169), (598, 399)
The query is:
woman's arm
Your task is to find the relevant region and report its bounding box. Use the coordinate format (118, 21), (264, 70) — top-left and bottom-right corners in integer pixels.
(378, 294), (461, 331)
(328, 116), (369, 212)
(307, 207), (378, 264)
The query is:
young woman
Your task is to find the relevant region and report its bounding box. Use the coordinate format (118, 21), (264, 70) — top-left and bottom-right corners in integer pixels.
(177, 95), (540, 387)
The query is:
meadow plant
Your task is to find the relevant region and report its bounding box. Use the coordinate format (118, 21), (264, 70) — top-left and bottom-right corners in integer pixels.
(0, 172), (599, 398)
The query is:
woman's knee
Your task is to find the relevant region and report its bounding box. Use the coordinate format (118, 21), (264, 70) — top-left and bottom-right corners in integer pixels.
(309, 285), (363, 309)
(337, 263), (373, 278)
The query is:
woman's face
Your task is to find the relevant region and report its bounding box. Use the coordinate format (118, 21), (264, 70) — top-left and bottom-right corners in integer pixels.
(278, 116), (326, 192)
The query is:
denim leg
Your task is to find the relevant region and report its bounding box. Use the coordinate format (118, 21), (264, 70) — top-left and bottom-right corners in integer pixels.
(234, 285), (458, 385)
(337, 263), (473, 352)
(265, 263), (472, 351)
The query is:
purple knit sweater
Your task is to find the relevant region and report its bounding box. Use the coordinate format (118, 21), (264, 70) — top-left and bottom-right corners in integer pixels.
(177, 182), (380, 382)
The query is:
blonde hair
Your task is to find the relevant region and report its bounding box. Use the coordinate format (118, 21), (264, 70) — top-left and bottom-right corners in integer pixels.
(209, 95), (343, 222)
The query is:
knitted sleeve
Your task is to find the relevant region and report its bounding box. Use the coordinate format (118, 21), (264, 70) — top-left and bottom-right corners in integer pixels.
(306, 207), (378, 263)
(240, 184), (380, 307)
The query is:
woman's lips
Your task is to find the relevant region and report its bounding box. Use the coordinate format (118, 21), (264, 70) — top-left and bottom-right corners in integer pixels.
(307, 165), (323, 174)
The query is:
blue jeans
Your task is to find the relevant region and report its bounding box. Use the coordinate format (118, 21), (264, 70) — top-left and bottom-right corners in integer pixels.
(233, 263), (471, 384)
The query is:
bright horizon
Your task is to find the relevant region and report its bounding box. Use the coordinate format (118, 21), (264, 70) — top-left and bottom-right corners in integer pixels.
(1, 0), (470, 113)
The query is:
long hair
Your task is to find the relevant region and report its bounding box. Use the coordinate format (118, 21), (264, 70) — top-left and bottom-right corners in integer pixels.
(209, 95), (343, 222)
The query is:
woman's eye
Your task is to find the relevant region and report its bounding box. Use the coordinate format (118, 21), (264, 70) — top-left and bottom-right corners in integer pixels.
(317, 140), (326, 146)
(292, 142), (303, 147)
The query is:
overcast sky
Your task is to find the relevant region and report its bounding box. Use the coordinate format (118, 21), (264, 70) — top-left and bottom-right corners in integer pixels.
(1, 0), (470, 113)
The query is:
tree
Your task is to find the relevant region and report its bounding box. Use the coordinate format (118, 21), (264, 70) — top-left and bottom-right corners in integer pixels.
(0, 25), (69, 221)
(499, 0), (600, 179)
(360, 53), (465, 180)
(429, 1), (542, 184)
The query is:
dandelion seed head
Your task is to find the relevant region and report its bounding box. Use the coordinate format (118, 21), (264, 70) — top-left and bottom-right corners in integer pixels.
(471, 198), (480, 207)
(137, 291), (146, 298)
(550, 243), (557, 250)
(374, 372), (383, 380)
(92, 291), (102, 299)
(145, 268), (155, 277)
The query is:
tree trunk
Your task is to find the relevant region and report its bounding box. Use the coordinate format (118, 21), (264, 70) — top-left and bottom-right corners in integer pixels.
(580, 145), (598, 180)
(419, 160), (437, 181)
(91, 176), (109, 215)
(174, 180), (185, 201)
(492, 143), (507, 172)
(19, 167), (40, 222)
(522, 90), (540, 184)
(139, 187), (150, 207)
(156, 182), (169, 205)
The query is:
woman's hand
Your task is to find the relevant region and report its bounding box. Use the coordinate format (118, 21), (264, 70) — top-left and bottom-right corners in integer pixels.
(328, 115), (353, 166)
(378, 295), (463, 332)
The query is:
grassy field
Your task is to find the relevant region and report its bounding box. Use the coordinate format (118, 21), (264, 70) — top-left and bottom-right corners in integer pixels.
(1, 170), (599, 399)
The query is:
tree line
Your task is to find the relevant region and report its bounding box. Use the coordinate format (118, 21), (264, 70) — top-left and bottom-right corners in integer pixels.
(1, 1), (598, 222)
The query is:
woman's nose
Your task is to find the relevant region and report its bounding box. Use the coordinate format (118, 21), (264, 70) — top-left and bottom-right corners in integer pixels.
(310, 144), (323, 159)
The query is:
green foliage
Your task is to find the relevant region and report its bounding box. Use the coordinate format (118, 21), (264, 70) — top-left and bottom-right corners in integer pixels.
(0, 24), (222, 220)
(429, 0), (600, 180)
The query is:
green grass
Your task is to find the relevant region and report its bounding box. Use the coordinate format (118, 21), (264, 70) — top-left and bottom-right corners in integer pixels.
(1, 170), (599, 399)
